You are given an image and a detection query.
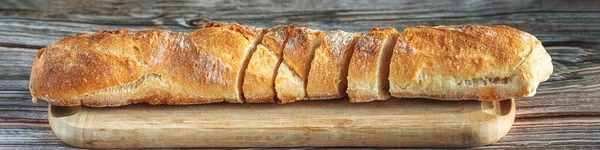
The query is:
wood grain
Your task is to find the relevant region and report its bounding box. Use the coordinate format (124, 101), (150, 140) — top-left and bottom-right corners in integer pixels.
(1, 0), (599, 148)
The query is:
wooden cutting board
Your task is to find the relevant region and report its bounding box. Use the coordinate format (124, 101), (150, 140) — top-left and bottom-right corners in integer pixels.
(48, 98), (515, 148)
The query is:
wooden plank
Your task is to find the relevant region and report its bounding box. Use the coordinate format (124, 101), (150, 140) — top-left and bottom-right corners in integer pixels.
(1, 12), (599, 47)
(2, 0), (599, 24)
(0, 47), (36, 80)
(0, 0), (599, 148)
(1, 1), (600, 47)
(0, 122), (68, 148)
(485, 116), (600, 149)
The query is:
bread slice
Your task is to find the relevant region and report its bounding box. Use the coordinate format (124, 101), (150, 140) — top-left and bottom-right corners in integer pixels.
(346, 28), (399, 102)
(243, 25), (296, 103)
(388, 25), (553, 100)
(275, 27), (326, 103)
(181, 22), (266, 103)
(307, 30), (362, 100)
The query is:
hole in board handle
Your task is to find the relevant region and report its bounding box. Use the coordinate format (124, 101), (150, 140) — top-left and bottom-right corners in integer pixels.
(481, 99), (513, 116)
(50, 105), (81, 117)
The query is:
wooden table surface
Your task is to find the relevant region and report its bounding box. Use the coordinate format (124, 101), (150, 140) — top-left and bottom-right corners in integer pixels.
(1, 0), (599, 149)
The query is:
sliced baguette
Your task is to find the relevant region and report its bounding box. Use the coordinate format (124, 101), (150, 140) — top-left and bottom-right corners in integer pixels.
(346, 28), (399, 102)
(388, 25), (553, 100)
(307, 30), (362, 100)
(30, 23), (553, 107)
(275, 27), (326, 103)
(243, 25), (296, 103)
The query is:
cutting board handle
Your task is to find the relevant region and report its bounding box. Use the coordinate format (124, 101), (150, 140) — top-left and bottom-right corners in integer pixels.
(50, 105), (80, 117)
(481, 99), (513, 116)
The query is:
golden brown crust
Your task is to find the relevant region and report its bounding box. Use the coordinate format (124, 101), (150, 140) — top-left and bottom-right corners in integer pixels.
(388, 25), (552, 100)
(275, 27), (326, 103)
(243, 25), (295, 103)
(169, 23), (264, 103)
(346, 27), (399, 102)
(262, 25), (296, 56)
(307, 30), (362, 100)
(29, 29), (158, 106)
(203, 22), (265, 41)
(30, 23), (265, 106)
(282, 28), (327, 79)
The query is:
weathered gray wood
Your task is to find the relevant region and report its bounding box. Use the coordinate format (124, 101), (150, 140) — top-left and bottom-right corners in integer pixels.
(1, 0), (599, 47)
(0, 47), (35, 80)
(1, 0), (599, 148)
(485, 116), (600, 148)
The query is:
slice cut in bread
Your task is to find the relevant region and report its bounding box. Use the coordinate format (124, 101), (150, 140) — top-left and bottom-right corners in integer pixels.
(243, 25), (296, 103)
(197, 22), (267, 103)
(388, 25), (553, 100)
(166, 22), (265, 103)
(275, 27), (326, 103)
(346, 28), (399, 102)
(307, 30), (362, 100)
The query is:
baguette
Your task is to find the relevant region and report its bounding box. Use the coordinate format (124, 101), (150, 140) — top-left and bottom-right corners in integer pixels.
(388, 25), (553, 100)
(30, 22), (553, 107)
(346, 28), (399, 102)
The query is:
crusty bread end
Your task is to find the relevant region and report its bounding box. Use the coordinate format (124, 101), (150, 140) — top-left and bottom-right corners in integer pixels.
(388, 25), (553, 100)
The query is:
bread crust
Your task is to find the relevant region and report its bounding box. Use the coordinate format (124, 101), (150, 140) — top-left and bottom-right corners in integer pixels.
(388, 25), (553, 100)
(346, 28), (399, 102)
(275, 27), (326, 103)
(183, 23), (264, 103)
(202, 22), (268, 103)
(30, 23), (265, 106)
(30, 29), (162, 106)
(307, 30), (362, 100)
(243, 25), (296, 103)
